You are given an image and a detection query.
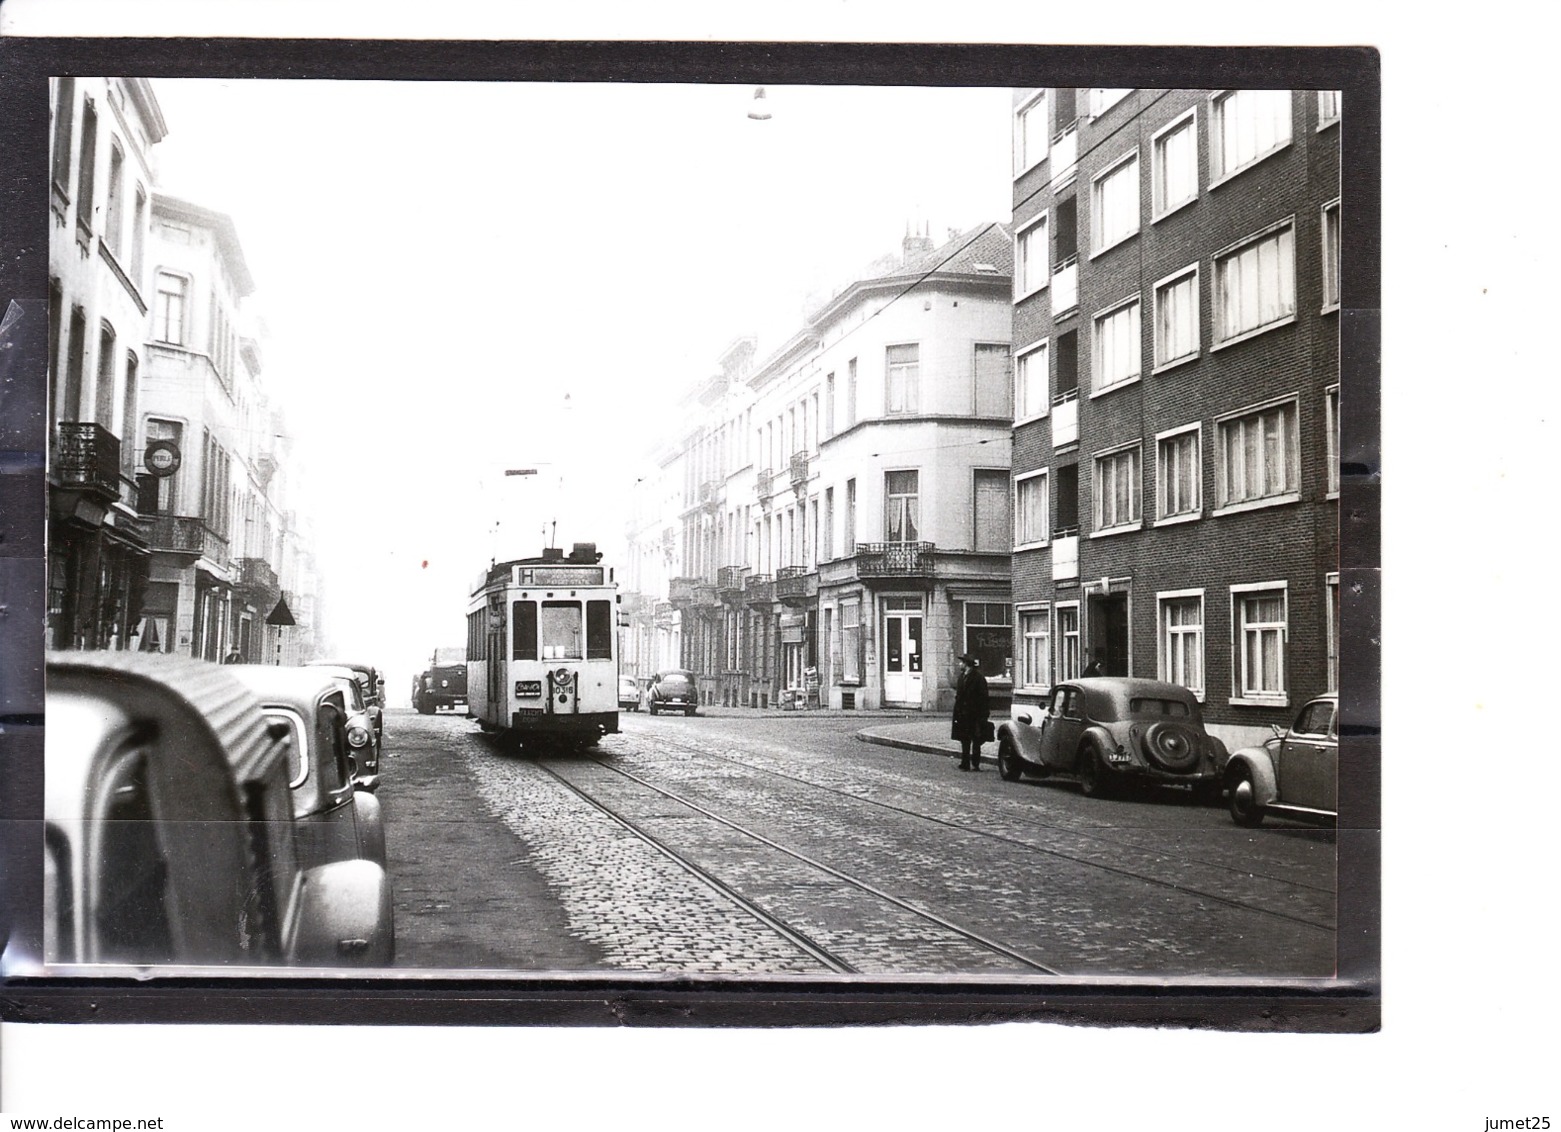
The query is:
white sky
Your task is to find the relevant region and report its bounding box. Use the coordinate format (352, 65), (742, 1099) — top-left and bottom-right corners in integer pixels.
(145, 79), (1014, 688)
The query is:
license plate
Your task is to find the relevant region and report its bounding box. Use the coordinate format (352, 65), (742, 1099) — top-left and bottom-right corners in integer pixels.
(516, 680), (542, 697)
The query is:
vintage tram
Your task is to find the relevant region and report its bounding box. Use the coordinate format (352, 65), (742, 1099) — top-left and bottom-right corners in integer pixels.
(466, 542), (619, 747)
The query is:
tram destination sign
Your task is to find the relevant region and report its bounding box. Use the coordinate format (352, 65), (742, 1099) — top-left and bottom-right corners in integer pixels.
(516, 566), (605, 586)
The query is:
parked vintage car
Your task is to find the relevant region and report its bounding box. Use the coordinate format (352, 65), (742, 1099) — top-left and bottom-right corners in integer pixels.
(43, 651), (394, 969)
(307, 659), (385, 744)
(995, 677), (1226, 801)
(1224, 693), (1339, 827)
(299, 663), (382, 782)
(618, 675), (642, 712)
(645, 669), (698, 716)
(227, 666), (391, 872)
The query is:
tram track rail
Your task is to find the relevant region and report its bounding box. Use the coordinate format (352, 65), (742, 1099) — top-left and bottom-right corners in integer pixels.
(531, 756), (1064, 976)
(607, 728), (1336, 935)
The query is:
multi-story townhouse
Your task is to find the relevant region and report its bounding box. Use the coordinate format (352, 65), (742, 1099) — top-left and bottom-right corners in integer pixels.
(1009, 87), (1341, 749)
(135, 194), (313, 662)
(45, 77), (167, 650)
(664, 225), (1015, 712)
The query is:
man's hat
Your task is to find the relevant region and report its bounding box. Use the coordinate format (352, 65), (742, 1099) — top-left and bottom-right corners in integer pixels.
(958, 654), (979, 665)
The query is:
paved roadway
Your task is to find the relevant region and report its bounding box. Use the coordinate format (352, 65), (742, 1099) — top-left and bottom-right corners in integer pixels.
(379, 706), (1337, 978)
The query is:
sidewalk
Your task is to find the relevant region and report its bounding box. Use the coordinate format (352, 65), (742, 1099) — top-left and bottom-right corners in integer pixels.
(855, 718), (985, 766)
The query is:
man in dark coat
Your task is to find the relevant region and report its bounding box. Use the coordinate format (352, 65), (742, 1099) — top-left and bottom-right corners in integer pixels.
(950, 653), (991, 771)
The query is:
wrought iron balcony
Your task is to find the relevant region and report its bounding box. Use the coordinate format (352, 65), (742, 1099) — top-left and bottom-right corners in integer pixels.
(756, 468), (775, 502)
(744, 575), (774, 608)
(55, 422), (122, 497)
(855, 540), (936, 578)
(148, 514), (229, 560)
(775, 564), (815, 605)
(717, 565), (747, 597)
(788, 451), (809, 489)
(238, 557), (280, 595)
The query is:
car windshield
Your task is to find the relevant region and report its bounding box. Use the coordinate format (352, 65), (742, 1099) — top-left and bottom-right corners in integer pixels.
(1129, 697), (1191, 718)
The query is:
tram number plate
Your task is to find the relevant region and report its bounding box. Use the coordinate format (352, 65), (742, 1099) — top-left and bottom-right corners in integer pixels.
(516, 707), (545, 717)
(515, 680), (543, 697)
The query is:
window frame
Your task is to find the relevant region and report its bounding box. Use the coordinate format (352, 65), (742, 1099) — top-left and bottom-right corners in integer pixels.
(1209, 89), (1294, 187)
(1214, 394), (1302, 516)
(1154, 421), (1203, 526)
(1017, 603), (1052, 691)
(1013, 468), (1049, 550)
(1325, 571), (1340, 692)
(1152, 262), (1201, 374)
(1091, 440), (1143, 537)
(1013, 338), (1050, 425)
(1157, 589), (1206, 700)
(883, 468), (920, 543)
(1014, 212), (1050, 300)
(1089, 88), (1133, 118)
(963, 601), (1013, 682)
(1325, 383), (1340, 499)
(1013, 90), (1049, 178)
(1151, 107), (1199, 222)
(1321, 197), (1342, 314)
(1317, 90), (1341, 131)
(1089, 148), (1141, 259)
(884, 342), (920, 416)
(153, 271), (190, 346)
(1055, 601), (1082, 682)
(1230, 580), (1290, 707)
(1212, 217), (1297, 350)
(1090, 293), (1143, 397)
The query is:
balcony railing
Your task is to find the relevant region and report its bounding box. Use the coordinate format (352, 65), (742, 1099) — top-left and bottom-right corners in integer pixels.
(855, 541), (936, 577)
(1052, 532), (1080, 581)
(756, 468), (775, 502)
(668, 577), (698, 605)
(1051, 119), (1080, 187)
(1052, 389), (1079, 447)
(148, 514), (229, 560)
(775, 565), (814, 605)
(1052, 256), (1078, 315)
(238, 557), (280, 594)
(55, 422), (122, 496)
(744, 575), (774, 607)
(789, 451), (809, 489)
(717, 565), (747, 596)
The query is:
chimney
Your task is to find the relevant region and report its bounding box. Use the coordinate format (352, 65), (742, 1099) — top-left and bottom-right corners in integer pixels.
(902, 220), (935, 265)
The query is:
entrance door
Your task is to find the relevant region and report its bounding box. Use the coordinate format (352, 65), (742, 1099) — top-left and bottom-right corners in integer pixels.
(1089, 592), (1130, 675)
(882, 607), (923, 705)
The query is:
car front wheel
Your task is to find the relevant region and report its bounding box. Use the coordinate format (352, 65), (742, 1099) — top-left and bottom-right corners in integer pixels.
(997, 737), (1023, 782)
(1228, 767), (1265, 827)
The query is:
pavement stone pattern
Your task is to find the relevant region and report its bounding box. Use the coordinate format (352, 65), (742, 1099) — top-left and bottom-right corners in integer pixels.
(462, 742), (828, 975)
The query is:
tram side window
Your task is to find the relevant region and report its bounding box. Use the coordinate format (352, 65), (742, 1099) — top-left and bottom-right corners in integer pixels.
(541, 601), (582, 660)
(586, 600), (612, 660)
(513, 601), (538, 661)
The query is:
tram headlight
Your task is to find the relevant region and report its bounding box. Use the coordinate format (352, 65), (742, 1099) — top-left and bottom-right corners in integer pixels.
(347, 724), (371, 749)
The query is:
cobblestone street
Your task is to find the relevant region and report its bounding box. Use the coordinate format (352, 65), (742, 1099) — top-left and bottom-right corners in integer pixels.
(381, 706), (1337, 978)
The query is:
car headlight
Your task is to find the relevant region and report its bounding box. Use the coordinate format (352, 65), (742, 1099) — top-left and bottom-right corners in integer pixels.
(347, 725), (370, 748)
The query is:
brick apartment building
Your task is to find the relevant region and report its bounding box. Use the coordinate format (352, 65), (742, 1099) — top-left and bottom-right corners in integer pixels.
(1008, 87), (1340, 749)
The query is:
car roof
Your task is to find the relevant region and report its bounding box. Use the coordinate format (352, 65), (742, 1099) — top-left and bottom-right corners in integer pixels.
(309, 659), (379, 676)
(45, 651), (291, 803)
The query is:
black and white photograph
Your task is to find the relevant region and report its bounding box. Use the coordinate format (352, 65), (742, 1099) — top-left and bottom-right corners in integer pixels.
(8, 67), (1367, 994)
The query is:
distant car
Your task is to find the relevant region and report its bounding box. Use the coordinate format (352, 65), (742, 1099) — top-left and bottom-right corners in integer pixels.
(1224, 694), (1339, 827)
(995, 677), (1226, 801)
(222, 666), (391, 887)
(43, 651), (394, 969)
(308, 659), (384, 744)
(645, 669), (698, 716)
(618, 675), (642, 711)
(415, 648), (468, 715)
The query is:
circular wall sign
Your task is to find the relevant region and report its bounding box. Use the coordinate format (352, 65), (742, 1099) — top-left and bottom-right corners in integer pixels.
(144, 440), (182, 478)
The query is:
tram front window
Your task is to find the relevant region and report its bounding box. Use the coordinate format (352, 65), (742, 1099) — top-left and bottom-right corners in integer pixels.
(541, 601), (583, 660)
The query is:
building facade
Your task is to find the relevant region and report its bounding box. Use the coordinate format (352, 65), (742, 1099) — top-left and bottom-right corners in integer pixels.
(45, 77), (167, 650)
(134, 193), (318, 663)
(1008, 87), (1341, 749)
(649, 224), (1015, 712)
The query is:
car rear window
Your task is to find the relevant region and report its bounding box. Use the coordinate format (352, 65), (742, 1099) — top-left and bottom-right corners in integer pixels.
(1129, 697), (1191, 718)
(660, 674), (692, 690)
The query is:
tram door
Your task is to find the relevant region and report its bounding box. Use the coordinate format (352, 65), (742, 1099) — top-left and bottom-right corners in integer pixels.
(882, 599), (923, 706)
(487, 596), (506, 714)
